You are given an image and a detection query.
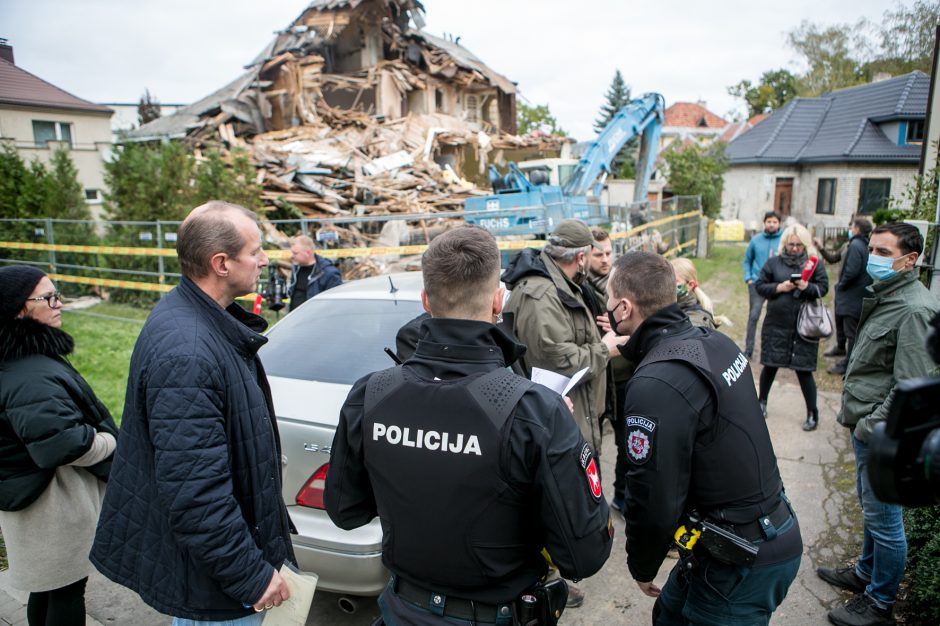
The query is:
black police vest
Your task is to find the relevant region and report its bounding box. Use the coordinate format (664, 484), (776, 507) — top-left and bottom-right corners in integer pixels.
(362, 365), (544, 596)
(635, 330), (783, 524)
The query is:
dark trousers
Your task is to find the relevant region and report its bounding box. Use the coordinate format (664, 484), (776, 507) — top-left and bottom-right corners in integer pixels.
(612, 382), (628, 502)
(653, 543), (800, 626)
(745, 283), (764, 357)
(27, 577), (87, 626)
(841, 315), (859, 365)
(833, 313), (847, 350)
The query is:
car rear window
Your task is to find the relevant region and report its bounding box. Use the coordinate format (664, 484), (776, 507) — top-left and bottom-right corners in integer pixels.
(260, 298), (425, 384)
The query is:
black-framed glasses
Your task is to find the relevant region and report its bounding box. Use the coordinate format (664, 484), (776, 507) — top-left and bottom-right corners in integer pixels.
(26, 292), (62, 308)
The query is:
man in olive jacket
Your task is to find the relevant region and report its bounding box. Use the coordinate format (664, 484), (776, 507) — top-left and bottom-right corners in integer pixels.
(819, 222), (939, 626)
(501, 219), (627, 454)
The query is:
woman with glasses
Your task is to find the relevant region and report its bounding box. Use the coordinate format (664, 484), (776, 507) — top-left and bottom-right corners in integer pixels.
(754, 224), (829, 431)
(0, 266), (118, 626)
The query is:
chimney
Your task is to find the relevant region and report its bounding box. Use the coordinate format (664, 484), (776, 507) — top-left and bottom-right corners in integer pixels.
(0, 38), (13, 65)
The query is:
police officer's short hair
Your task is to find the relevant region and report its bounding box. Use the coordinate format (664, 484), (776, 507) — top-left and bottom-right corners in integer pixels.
(291, 235), (315, 250)
(422, 226), (500, 317)
(609, 251), (677, 318)
(177, 201), (258, 279)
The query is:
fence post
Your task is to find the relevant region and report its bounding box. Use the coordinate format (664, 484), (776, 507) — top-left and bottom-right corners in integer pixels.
(156, 221), (165, 286)
(45, 218), (56, 272)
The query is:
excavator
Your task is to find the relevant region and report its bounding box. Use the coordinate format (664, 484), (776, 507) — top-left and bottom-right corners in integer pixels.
(463, 92), (665, 237)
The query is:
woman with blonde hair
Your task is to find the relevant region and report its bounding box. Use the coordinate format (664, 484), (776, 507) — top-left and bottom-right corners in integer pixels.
(754, 223), (829, 431)
(670, 257), (718, 329)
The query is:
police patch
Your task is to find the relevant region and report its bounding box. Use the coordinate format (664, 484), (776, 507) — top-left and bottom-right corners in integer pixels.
(625, 415), (656, 465)
(579, 443), (602, 500)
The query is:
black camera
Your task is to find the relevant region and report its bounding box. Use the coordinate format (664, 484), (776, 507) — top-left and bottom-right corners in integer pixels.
(261, 267), (287, 312)
(869, 311), (940, 507)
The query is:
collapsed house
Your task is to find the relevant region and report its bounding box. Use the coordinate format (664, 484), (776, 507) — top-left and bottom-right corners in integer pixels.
(128, 0), (568, 243)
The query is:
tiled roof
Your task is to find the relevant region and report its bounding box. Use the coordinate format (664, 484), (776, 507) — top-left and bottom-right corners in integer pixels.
(664, 102), (727, 128)
(727, 71), (928, 165)
(0, 58), (112, 114)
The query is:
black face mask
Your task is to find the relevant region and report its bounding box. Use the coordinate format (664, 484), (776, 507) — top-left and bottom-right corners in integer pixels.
(607, 301), (626, 336)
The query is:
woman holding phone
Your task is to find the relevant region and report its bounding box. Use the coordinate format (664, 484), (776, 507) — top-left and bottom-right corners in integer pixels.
(754, 223), (829, 431)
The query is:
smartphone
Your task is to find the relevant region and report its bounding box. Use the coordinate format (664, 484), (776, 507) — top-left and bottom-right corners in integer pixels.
(789, 273), (802, 282)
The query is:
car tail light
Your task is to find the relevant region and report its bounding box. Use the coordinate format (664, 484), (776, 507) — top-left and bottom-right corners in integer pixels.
(296, 463), (329, 509)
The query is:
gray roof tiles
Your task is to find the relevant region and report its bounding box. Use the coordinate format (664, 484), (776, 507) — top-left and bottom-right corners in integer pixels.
(727, 71), (928, 165)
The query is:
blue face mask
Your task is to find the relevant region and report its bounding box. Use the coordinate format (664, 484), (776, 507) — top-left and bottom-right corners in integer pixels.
(866, 254), (901, 281)
(847, 229), (853, 240)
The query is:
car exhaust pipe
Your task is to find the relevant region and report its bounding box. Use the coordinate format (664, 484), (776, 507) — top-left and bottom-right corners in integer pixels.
(337, 596), (358, 614)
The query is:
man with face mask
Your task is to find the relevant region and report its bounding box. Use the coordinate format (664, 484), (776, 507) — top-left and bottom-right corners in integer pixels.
(502, 219), (627, 459)
(607, 251), (802, 625)
(819, 222), (939, 626)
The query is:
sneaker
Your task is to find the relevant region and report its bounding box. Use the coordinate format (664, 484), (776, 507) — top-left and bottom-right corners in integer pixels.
(825, 346), (847, 357)
(828, 362), (847, 375)
(565, 582), (585, 608)
(828, 593), (895, 626)
(610, 495), (625, 512)
(759, 401), (768, 419)
(817, 565), (868, 594)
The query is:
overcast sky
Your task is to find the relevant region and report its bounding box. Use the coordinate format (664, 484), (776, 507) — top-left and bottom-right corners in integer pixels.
(1, 0), (910, 140)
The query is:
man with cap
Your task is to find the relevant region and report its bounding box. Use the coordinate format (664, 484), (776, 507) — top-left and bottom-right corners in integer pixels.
(502, 219), (626, 455)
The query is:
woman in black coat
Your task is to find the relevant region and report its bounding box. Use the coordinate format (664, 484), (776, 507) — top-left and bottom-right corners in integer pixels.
(0, 266), (118, 626)
(754, 224), (829, 431)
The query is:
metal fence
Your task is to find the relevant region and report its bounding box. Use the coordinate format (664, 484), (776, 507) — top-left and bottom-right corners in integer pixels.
(0, 196), (703, 299)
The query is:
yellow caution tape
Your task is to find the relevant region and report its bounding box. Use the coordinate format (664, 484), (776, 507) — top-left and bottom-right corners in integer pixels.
(49, 273), (173, 293)
(1, 241), (178, 257)
(609, 210), (702, 241)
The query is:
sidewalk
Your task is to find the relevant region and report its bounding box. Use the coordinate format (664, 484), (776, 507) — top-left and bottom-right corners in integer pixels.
(0, 378), (859, 625)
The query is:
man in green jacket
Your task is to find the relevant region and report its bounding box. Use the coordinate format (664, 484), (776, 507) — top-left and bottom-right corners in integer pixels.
(501, 220), (627, 455)
(819, 222), (939, 626)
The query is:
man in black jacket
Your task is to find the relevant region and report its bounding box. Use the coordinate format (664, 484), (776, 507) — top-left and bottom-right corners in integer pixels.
(817, 217), (872, 375)
(325, 226), (613, 624)
(607, 251), (802, 625)
(287, 234), (342, 311)
(91, 202), (294, 622)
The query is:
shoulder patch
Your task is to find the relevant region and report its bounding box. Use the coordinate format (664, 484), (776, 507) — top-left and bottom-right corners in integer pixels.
(625, 415), (657, 465)
(579, 443), (603, 500)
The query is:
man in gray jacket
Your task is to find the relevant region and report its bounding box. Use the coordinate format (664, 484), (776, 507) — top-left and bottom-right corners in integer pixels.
(818, 222), (939, 626)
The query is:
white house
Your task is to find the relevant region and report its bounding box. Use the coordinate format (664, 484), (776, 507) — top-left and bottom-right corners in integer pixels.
(722, 72), (928, 230)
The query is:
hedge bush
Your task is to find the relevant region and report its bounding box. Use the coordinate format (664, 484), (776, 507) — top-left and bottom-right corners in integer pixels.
(904, 504), (940, 624)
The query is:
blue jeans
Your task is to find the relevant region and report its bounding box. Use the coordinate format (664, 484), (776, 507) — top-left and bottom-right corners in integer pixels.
(852, 433), (907, 608)
(171, 614), (264, 626)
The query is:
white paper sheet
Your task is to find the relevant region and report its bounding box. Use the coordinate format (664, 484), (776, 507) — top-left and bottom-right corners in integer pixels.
(531, 367), (588, 397)
(263, 566), (319, 626)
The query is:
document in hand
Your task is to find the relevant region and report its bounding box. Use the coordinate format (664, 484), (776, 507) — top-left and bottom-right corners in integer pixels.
(263, 565), (319, 626)
(530, 367), (589, 397)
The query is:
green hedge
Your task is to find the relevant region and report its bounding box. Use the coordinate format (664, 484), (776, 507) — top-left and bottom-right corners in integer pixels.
(904, 504), (940, 624)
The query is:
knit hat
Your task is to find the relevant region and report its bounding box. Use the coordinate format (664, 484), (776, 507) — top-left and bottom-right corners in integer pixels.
(549, 219), (600, 249)
(0, 265), (47, 321)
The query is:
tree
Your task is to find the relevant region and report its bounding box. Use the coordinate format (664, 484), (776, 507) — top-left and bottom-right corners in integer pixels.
(516, 102), (566, 136)
(869, 0), (939, 76)
(728, 69), (801, 118)
(594, 70), (637, 178)
(137, 89), (162, 127)
(663, 143), (729, 218)
(787, 19), (870, 96)
(43, 147), (90, 221)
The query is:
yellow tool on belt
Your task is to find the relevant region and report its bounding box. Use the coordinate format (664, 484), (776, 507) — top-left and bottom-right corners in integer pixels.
(674, 525), (702, 551)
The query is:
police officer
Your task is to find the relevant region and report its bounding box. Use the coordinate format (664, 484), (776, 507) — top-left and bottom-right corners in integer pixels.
(606, 251), (802, 625)
(325, 226), (613, 625)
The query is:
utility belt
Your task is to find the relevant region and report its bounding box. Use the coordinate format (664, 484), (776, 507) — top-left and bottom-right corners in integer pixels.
(674, 495), (794, 569)
(394, 575), (568, 625)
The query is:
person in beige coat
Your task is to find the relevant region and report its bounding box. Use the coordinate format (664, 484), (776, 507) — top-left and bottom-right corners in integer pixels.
(0, 266), (118, 626)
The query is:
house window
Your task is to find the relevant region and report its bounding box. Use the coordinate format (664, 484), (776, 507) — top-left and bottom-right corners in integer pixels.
(32, 121), (72, 147)
(858, 178), (891, 215)
(816, 178), (836, 214)
(84, 189), (100, 203)
(465, 95), (479, 122)
(435, 89), (444, 113)
(906, 120), (925, 144)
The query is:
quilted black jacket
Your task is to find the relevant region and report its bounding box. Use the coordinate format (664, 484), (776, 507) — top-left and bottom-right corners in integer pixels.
(90, 277), (294, 621)
(0, 319), (118, 511)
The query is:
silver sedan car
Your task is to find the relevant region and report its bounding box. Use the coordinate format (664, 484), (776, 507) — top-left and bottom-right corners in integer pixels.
(259, 272), (425, 597)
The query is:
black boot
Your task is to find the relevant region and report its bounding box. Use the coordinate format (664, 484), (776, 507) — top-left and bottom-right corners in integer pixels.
(803, 409), (819, 431)
(759, 400), (767, 419)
